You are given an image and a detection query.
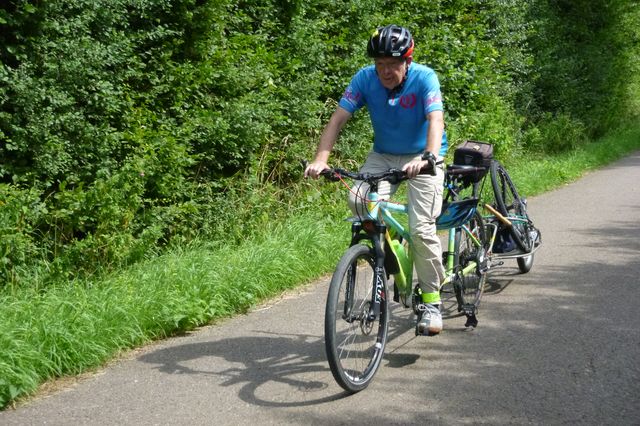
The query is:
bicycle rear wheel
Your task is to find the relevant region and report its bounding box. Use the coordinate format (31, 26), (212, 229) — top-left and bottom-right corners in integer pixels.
(453, 210), (488, 325)
(490, 161), (534, 253)
(325, 244), (388, 393)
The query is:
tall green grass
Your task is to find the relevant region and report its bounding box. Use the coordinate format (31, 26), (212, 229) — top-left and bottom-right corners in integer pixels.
(0, 212), (347, 408)
(508, 126), (640, 197)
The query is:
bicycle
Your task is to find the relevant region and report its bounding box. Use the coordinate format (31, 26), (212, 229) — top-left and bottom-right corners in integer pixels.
(452, 140), (542, 274)
(487, 160), (542, 273)
(316, 163), (491, 393)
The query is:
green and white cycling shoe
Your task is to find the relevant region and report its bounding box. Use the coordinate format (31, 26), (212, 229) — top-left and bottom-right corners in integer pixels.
(417, 303), (443, 336)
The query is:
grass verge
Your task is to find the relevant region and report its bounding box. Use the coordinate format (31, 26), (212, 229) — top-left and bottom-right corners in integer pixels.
(509, 126), (640, 196)
(1, 126), (640, 409)
(0, 213), (346, 409)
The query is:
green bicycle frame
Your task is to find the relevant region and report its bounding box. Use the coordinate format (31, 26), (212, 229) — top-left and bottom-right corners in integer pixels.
(364, 191), (482, 302)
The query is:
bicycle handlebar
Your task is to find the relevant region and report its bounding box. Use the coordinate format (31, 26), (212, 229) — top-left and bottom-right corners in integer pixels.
(446, 164), (487, 177)
(302, 161), (437, 185)
(304, 161), (485, 185)
(319, 167), (411, 185)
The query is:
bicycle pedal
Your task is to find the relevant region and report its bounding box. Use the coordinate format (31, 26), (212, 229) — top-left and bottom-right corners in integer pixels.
(461, 303), (477, 316)
(465, 314), (478, 328)
(478, 257), (490, 273)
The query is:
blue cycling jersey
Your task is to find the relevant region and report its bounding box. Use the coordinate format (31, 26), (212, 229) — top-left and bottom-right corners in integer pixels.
(338, 63), (448, 157)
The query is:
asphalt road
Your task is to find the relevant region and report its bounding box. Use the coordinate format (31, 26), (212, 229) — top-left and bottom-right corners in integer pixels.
(2, 152), (640, 425)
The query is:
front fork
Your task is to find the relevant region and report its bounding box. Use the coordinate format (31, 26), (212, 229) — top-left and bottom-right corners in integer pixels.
(348, 220), (387, 323)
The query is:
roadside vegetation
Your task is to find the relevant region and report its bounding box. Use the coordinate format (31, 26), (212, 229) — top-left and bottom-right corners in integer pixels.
(1, 0), (638, 409)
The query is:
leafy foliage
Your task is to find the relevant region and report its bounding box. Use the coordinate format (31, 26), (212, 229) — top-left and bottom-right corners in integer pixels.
(524, 0), (638, 144)
(0, 0), (638, 286)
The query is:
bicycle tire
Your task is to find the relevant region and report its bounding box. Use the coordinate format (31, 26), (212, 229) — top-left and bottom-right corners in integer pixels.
(453, 210), (488, 313)
(517, 254), (534, 273)
(325, 243), (389, 393)
(490, 161), (534, 253)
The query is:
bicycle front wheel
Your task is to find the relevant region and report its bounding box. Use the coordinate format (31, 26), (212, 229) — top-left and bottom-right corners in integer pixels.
(325, 244), (389, 393)
(490, 161), (534, 253)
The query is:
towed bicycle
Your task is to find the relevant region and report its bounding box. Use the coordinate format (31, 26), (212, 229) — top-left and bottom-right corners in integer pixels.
(310, 141), (541, 393)
(450, 141), (542, 272)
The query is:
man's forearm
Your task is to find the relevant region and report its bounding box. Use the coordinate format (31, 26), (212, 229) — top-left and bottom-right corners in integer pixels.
(425, 111), (444, 156)
(315, 107), (352, 162)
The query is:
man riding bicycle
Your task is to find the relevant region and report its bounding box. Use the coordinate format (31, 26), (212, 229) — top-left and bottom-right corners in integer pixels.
(305, 24), (448, 335)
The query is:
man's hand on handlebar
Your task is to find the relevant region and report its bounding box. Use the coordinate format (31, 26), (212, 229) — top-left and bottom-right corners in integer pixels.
(402, 159), (436, 178)
(304, 160), (330, 179)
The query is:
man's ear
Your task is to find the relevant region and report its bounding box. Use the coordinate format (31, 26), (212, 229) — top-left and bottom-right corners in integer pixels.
(405, 56), (413, 67)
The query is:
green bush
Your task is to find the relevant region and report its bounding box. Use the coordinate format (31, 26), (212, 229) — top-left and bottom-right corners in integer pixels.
(525, 0), (636, 137)
(446, 95), (523, 160)
(0, 184), (47, 287)
(522, 113), (587, 155)
(0, 0), (637, 288)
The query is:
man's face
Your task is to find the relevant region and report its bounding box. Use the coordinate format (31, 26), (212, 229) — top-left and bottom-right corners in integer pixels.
(374, 57), (410, 89)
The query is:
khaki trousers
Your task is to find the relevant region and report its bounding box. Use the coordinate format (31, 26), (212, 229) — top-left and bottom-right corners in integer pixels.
(348, 151), (445, 294)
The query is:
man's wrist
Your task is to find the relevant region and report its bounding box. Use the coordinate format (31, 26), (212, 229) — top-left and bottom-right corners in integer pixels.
(421, 151), (437, 162)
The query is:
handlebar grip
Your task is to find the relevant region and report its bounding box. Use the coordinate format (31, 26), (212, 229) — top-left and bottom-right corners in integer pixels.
(303, 160), (336, 180)
(446, 164), (486, 176)
(419, 161), (438, 176)
(425, 164), (437, 176)
(320, 168), (340, 181)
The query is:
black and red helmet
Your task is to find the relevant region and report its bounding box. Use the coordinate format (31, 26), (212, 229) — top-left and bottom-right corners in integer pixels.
(367, 25), (414, 59)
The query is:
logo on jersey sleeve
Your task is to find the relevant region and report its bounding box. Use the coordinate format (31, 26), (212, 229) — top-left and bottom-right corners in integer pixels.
(425, 90), (443, 109)
(342, 87), (362, 105)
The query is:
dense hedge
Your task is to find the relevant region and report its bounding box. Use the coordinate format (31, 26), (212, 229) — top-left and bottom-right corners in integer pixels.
(1, 0), (637, 287)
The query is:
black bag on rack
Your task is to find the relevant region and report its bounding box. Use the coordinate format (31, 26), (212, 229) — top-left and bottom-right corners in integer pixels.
(453, 140), (494, 168)
(451, 141), (493, 185)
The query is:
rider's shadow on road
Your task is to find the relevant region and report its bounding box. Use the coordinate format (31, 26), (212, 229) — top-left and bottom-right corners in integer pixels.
(138, 331), (349, 407)
(137, 273), (513, 408)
